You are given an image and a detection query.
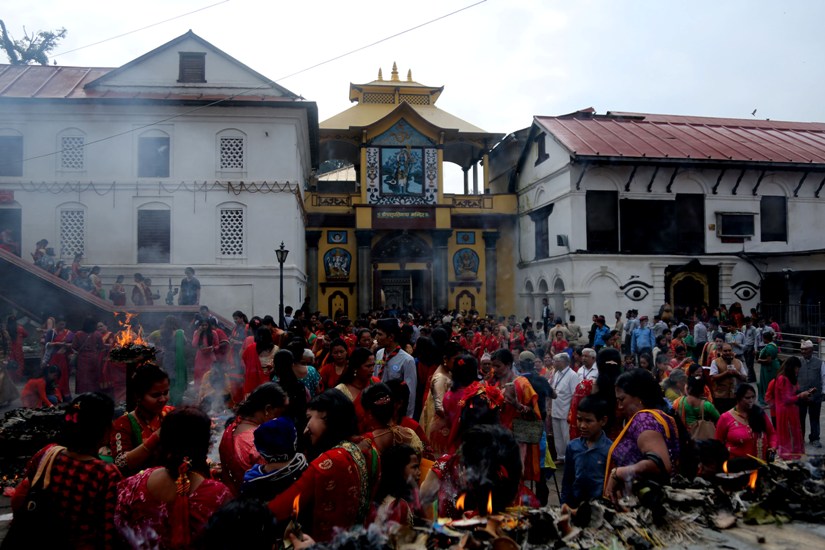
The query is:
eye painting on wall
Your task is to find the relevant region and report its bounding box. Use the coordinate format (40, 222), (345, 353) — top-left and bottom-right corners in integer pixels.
(323, 248), (351, 281)
(731, 280), (760, 301)
(380, 147), (424, 196)
(453, 248), (479, 281)
(619, 279), (653, 301)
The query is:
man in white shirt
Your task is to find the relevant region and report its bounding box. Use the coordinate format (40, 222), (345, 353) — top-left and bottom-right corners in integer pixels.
(374, 318), (417, 418)
(578, 348), (599, 382)
(709, 343), (748, 413)
(550, 353), (579, 463)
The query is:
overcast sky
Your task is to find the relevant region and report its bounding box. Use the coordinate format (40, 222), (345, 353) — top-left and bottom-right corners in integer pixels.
(4, 0), (825, 191)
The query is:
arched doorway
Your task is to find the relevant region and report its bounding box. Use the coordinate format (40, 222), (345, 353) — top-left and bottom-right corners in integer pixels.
(372, 232), (433, 312)
(524, 280), (535, 320)
(552, 278), (566, 323)
(665, 260), (719, 313)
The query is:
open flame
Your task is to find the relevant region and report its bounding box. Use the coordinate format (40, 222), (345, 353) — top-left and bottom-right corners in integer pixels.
(456, 493), (465, 512)
(748, 470), (758, 491)
(487, 491), (493, 515)
(292, 494), (300, 518)
(722, 461), (728, 474)
(113, 312), (147, 347)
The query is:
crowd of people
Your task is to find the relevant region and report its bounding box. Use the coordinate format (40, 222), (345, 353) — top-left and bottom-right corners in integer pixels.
(28, 238), (202, 307)
(1, 300), (824, 549)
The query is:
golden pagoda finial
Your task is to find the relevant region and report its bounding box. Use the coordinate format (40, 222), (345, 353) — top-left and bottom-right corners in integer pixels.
(378, 67), (383, 81)
(391, 62), (399, 82)
(407, 69), (412, 82)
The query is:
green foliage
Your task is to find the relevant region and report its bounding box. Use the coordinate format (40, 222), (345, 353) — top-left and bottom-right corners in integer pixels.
(0, 20), (67, 65)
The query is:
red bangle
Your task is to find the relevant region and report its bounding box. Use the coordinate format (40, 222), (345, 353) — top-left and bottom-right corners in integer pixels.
(143, 432), (160, 452)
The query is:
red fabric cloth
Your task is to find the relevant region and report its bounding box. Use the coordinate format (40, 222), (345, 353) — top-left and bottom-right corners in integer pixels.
(47, 329), (73, 397)
(115, 467), (232, 549)
(7, 325), (27, 382)
(715, 409), (777, 461)
(775, 375), (805, 459)
(193, 329), (219, 387)
(567, 379), (595, 440)
(269, 444), (370, 543)
(110, 406), (174, 475)
(72, 330), (104, 394)
(318, 361), (345, 392)
(20, 378), (60, 408)
(218, 417), (262, 496)
(12, 444), (121, 548)
(242, 344), (268, 396)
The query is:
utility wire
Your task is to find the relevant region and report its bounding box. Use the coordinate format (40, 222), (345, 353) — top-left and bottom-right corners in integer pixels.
(52, 0), (231, 59)
(7, 0), (488, 167)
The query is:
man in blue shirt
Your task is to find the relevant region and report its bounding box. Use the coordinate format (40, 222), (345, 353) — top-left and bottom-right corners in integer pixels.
(631, 315), (656, 358)
(561, 395), (612, 506)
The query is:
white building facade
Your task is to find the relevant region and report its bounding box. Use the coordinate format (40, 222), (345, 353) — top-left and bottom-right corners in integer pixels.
(508, 109), (825, 331)
(0, 32), (317, 318)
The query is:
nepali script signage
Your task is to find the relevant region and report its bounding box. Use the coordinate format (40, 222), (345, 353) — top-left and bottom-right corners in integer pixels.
(373, 207), (435, 229)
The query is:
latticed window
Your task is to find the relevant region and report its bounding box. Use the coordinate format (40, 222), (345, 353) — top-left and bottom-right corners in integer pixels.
(220, 137), (244, 170)
(362, 92), (394, 104)
(220, 208), (244, 256)
(61, 136), (84, 170)
(399, 94), (430, 105)
(60, 209), (85, 257)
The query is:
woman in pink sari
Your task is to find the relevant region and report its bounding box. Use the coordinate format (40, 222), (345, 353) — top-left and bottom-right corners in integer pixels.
(774, 357), (815, 459)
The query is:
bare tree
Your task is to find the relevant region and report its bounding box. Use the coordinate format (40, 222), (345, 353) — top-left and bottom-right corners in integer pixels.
(0, 20), (67, 65)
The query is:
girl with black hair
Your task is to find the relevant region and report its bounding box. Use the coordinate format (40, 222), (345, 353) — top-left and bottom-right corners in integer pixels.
(318, 337), (348, 391)
(273, 349), (310, 436)
(287, 338), (321, 398)
(359, 383), (423, 456)
(7, 392), (121, 549)
(369, 444), (421, 528)
(603, 368), (680, 503)
(269, 389), (373, 543)
(218, 382), (288, 495)
(242, 326), (277, 396)
(715, 383), (777, 462)
(109, 363), (172, 475)
(20, 365), (61, 408)
(116, 407), (232, 548)
(335, 347), (376, 432)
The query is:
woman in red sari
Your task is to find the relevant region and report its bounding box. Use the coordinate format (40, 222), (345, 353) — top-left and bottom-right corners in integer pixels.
(116, 407), (232, 548)
(72, 317), (104, 394)
(110, 364), (173, 476)
(45, 318), (73, 399)
(242, 326), (277, 396)
(774, 357), (813, 459)
(269, 389), (374, 543)
(5, 314), (28, 382)
(335, 347), (376, 433)
(193, 318), (219, 388)
(318, 338), (348, 391)
(218, 383), (288, 495)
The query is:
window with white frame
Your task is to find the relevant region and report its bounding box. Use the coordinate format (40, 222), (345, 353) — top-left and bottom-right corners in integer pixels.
(60, 208), (85, 258)
(219, 207), (245, 256)
(0, 132), (23, 177)
(138, 132), (170, 178)
(60, 135), (85, 170)
(217, 130), (246, 172)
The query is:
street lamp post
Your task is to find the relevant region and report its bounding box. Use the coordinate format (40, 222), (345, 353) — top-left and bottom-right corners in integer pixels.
(276, 241), (289, 329)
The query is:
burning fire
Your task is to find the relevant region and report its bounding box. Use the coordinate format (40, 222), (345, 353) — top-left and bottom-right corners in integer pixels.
(456, 493), (465, 512)
(748, 470), (758, 491)
(722, 461), (728, 474)
(292, 494), (300, 518)
(487, 491), (493, 515)
(113, 312), (147, 347)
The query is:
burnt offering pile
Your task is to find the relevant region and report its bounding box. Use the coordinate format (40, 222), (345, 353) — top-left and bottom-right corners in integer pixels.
(0, 406), (66, 488)
(108, 311), (155, 364)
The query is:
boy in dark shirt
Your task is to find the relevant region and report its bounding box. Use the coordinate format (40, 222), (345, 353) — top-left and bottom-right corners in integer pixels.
(560, 395), (612, 506)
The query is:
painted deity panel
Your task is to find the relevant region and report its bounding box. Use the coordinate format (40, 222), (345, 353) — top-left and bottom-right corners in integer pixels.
(453, 248), (480, 280)
(380, 147), (424, 196)
(323, 248), (352, 280)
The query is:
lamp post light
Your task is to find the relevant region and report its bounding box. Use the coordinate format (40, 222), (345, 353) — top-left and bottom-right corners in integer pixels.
(276, 241), (289, 329)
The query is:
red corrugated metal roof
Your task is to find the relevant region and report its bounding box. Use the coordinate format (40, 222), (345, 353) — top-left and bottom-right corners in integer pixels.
(535, 110), (825, 165)
(0, 64), (293, 102)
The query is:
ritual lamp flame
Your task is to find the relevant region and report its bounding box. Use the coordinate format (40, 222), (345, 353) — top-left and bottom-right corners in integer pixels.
(487, 491), (493, 515)
(292, 494), (300, 518)
(113, 312), (148, 347)
(748, 470), (758, 491)
(722, 461), (728, 474)
(456, 493), (465, 512)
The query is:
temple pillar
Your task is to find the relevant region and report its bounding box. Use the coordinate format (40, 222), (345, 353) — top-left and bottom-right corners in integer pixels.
(472, 162), (479, 194)
(432, 229), (453, 311)
(305, 230), (322, 312)
(463, 168), (469, 195)
(483, 231), (501, 316)
(355, 230), (373, 315)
